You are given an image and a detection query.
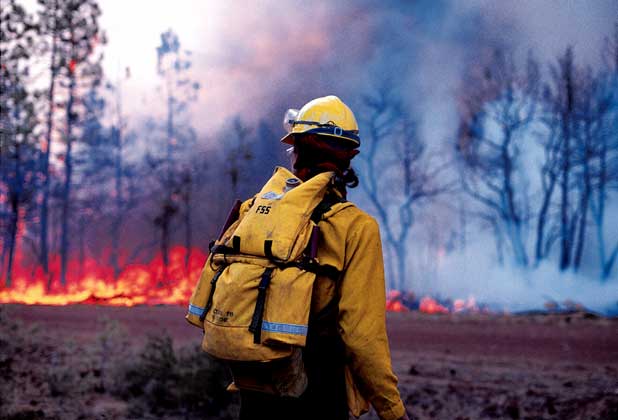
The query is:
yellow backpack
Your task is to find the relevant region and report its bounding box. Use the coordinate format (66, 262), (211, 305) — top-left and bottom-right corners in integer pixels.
(186, 167), (343, 365)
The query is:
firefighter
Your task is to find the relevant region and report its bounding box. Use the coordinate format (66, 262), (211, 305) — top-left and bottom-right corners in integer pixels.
(238, 95), (409, 420)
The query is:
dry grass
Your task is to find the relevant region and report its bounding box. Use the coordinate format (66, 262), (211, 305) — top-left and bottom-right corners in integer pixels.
(0, 306), (239, 420)
(3, 305), (618, 419)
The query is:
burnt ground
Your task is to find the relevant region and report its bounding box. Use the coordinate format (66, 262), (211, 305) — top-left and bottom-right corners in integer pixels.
(1, 304), (618, 419)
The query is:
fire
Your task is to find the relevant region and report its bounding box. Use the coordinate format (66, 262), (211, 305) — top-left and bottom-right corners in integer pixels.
(418, 296), (449, 314)
(3, 249), (483, 314)
(385, 290), (481, 315)
(453, 296), (478, 313)
(0, 246), (206, 306)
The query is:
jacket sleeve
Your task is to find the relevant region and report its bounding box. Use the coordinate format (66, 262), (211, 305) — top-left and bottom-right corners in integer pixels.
(338, 216), (406, 420)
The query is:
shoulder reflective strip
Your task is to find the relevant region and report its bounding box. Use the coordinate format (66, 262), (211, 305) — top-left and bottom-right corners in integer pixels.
(188, 304), (205, 317)
(261, 321), (308, 336)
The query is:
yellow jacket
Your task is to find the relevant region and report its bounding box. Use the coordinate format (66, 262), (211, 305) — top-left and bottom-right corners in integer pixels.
(313, 199), (406, 420)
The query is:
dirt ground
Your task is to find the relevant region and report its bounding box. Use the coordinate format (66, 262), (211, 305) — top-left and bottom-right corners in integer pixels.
(2, 304), (618, 419)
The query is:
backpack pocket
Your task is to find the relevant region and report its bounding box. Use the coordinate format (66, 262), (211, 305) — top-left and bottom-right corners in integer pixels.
(185, 256), (220, 328)
(201, 262), (316, 361)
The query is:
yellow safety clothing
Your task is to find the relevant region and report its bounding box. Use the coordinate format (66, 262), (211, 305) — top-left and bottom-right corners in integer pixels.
(223, 190), (406, 419)
(311, 197), (405, 420)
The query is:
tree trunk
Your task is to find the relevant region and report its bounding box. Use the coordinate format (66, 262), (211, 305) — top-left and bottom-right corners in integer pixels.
(559, 56), (574, 271)
(508, 221), (528, 267)
(184, 186), (192, 272)
(78, 216), (85, 280)
(111, 125), (123, 280)
(493, 220), (505, 266)
(166, 86), (174, 187)
(60, 44), (77, 286)
(394, 242), (407, 291)
(5, 97), (25, 286)
(161, 215), (170, 284)
(559, 131), (571, 270)
(40, 3), (59, 276)
(384, 243), (396, 290)
(535, 175), (556, 264)
(6, 193), (20, 288)
(602, 243), (618, 280)
(573, 153), (591, 271)
(111, 216), (121, 280)
(6, 208), (18, 288)
(459, 200), (467, 250)
(1, 233), (7, 281)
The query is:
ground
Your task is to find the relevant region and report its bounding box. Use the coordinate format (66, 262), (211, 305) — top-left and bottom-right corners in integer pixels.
(1, 304), (617, 419)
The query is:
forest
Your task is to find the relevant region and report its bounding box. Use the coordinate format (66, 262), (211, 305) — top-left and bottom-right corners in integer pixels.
(1, 0), (617, 311)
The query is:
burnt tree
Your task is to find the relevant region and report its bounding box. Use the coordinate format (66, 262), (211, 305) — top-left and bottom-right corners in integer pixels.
(151, 29), (199, 276)
(0, 1), (39, 286)
(457, 49), (540, 267)
(358, 81), (447, 290)
(590, 26), (618, 280)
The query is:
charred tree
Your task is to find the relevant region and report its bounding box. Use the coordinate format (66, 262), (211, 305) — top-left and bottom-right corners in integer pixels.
(54, 0), (103, 285)
(154, 198), (178, 285)
(37, 0), (61, 277)
(107, 74), (136, 280)
(556, 48), (576, 270)
(358, 81), (447, 290)
(79, 75), (138, 280)
(152, 29), (200, 275)
(590, 26), (618, 280)
(180, 168), (192, 271)
(225, 116), (253, 199)
(0, 1), (38, 286)
(457, 49), (540, 267)
(572, 70), (598, 271)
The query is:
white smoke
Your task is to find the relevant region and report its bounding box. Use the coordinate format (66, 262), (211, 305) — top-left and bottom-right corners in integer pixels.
(427, 239), (618, 315)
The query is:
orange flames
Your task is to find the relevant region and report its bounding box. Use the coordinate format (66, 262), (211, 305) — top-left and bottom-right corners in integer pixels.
(418, 296), (450, 314)
(0, 246), (206, 306)
(3, 248), (481, 314)
(386, 290), (480, 315)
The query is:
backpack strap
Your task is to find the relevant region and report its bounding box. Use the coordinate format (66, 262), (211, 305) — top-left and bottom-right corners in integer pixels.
(311, 191), (346, 224)
(248, 267), (275, 344)
(199, 265), (227, 322)
(294, 259), (341, 280)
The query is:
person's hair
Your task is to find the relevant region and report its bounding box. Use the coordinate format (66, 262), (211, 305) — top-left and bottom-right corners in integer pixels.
(292, 134), (359, 197)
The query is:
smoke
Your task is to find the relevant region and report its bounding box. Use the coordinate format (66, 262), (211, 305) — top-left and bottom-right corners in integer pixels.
(99, 0), (618, 136)
(13, 0), (616, 309)
(429, 239), (618, 315)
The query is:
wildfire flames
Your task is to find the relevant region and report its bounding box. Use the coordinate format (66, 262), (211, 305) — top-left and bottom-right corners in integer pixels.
(386, 290), (482, 314)
(2, 247), (479, 315)
(0, 246), (206, 306)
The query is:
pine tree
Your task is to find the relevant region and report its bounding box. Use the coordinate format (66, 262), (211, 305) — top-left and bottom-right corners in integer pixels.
(151, 29), (199, 278)
(0, 0), (39, 285)
(37, 0), (105, 285)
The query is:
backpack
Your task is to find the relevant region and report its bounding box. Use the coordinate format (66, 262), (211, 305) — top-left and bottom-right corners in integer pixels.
(186, 167), (344, 365)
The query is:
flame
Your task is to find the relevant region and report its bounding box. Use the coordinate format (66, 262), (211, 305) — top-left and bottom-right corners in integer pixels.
(385, 290), (481, 315)
(3, 249), (484, 314)
(418, 296), (449, 314)
(453, 296), (478, 313)
(0, 246), (206, 306)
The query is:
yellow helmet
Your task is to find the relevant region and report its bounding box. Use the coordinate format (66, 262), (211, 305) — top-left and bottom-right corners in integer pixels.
(281, 95), (360, 148)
